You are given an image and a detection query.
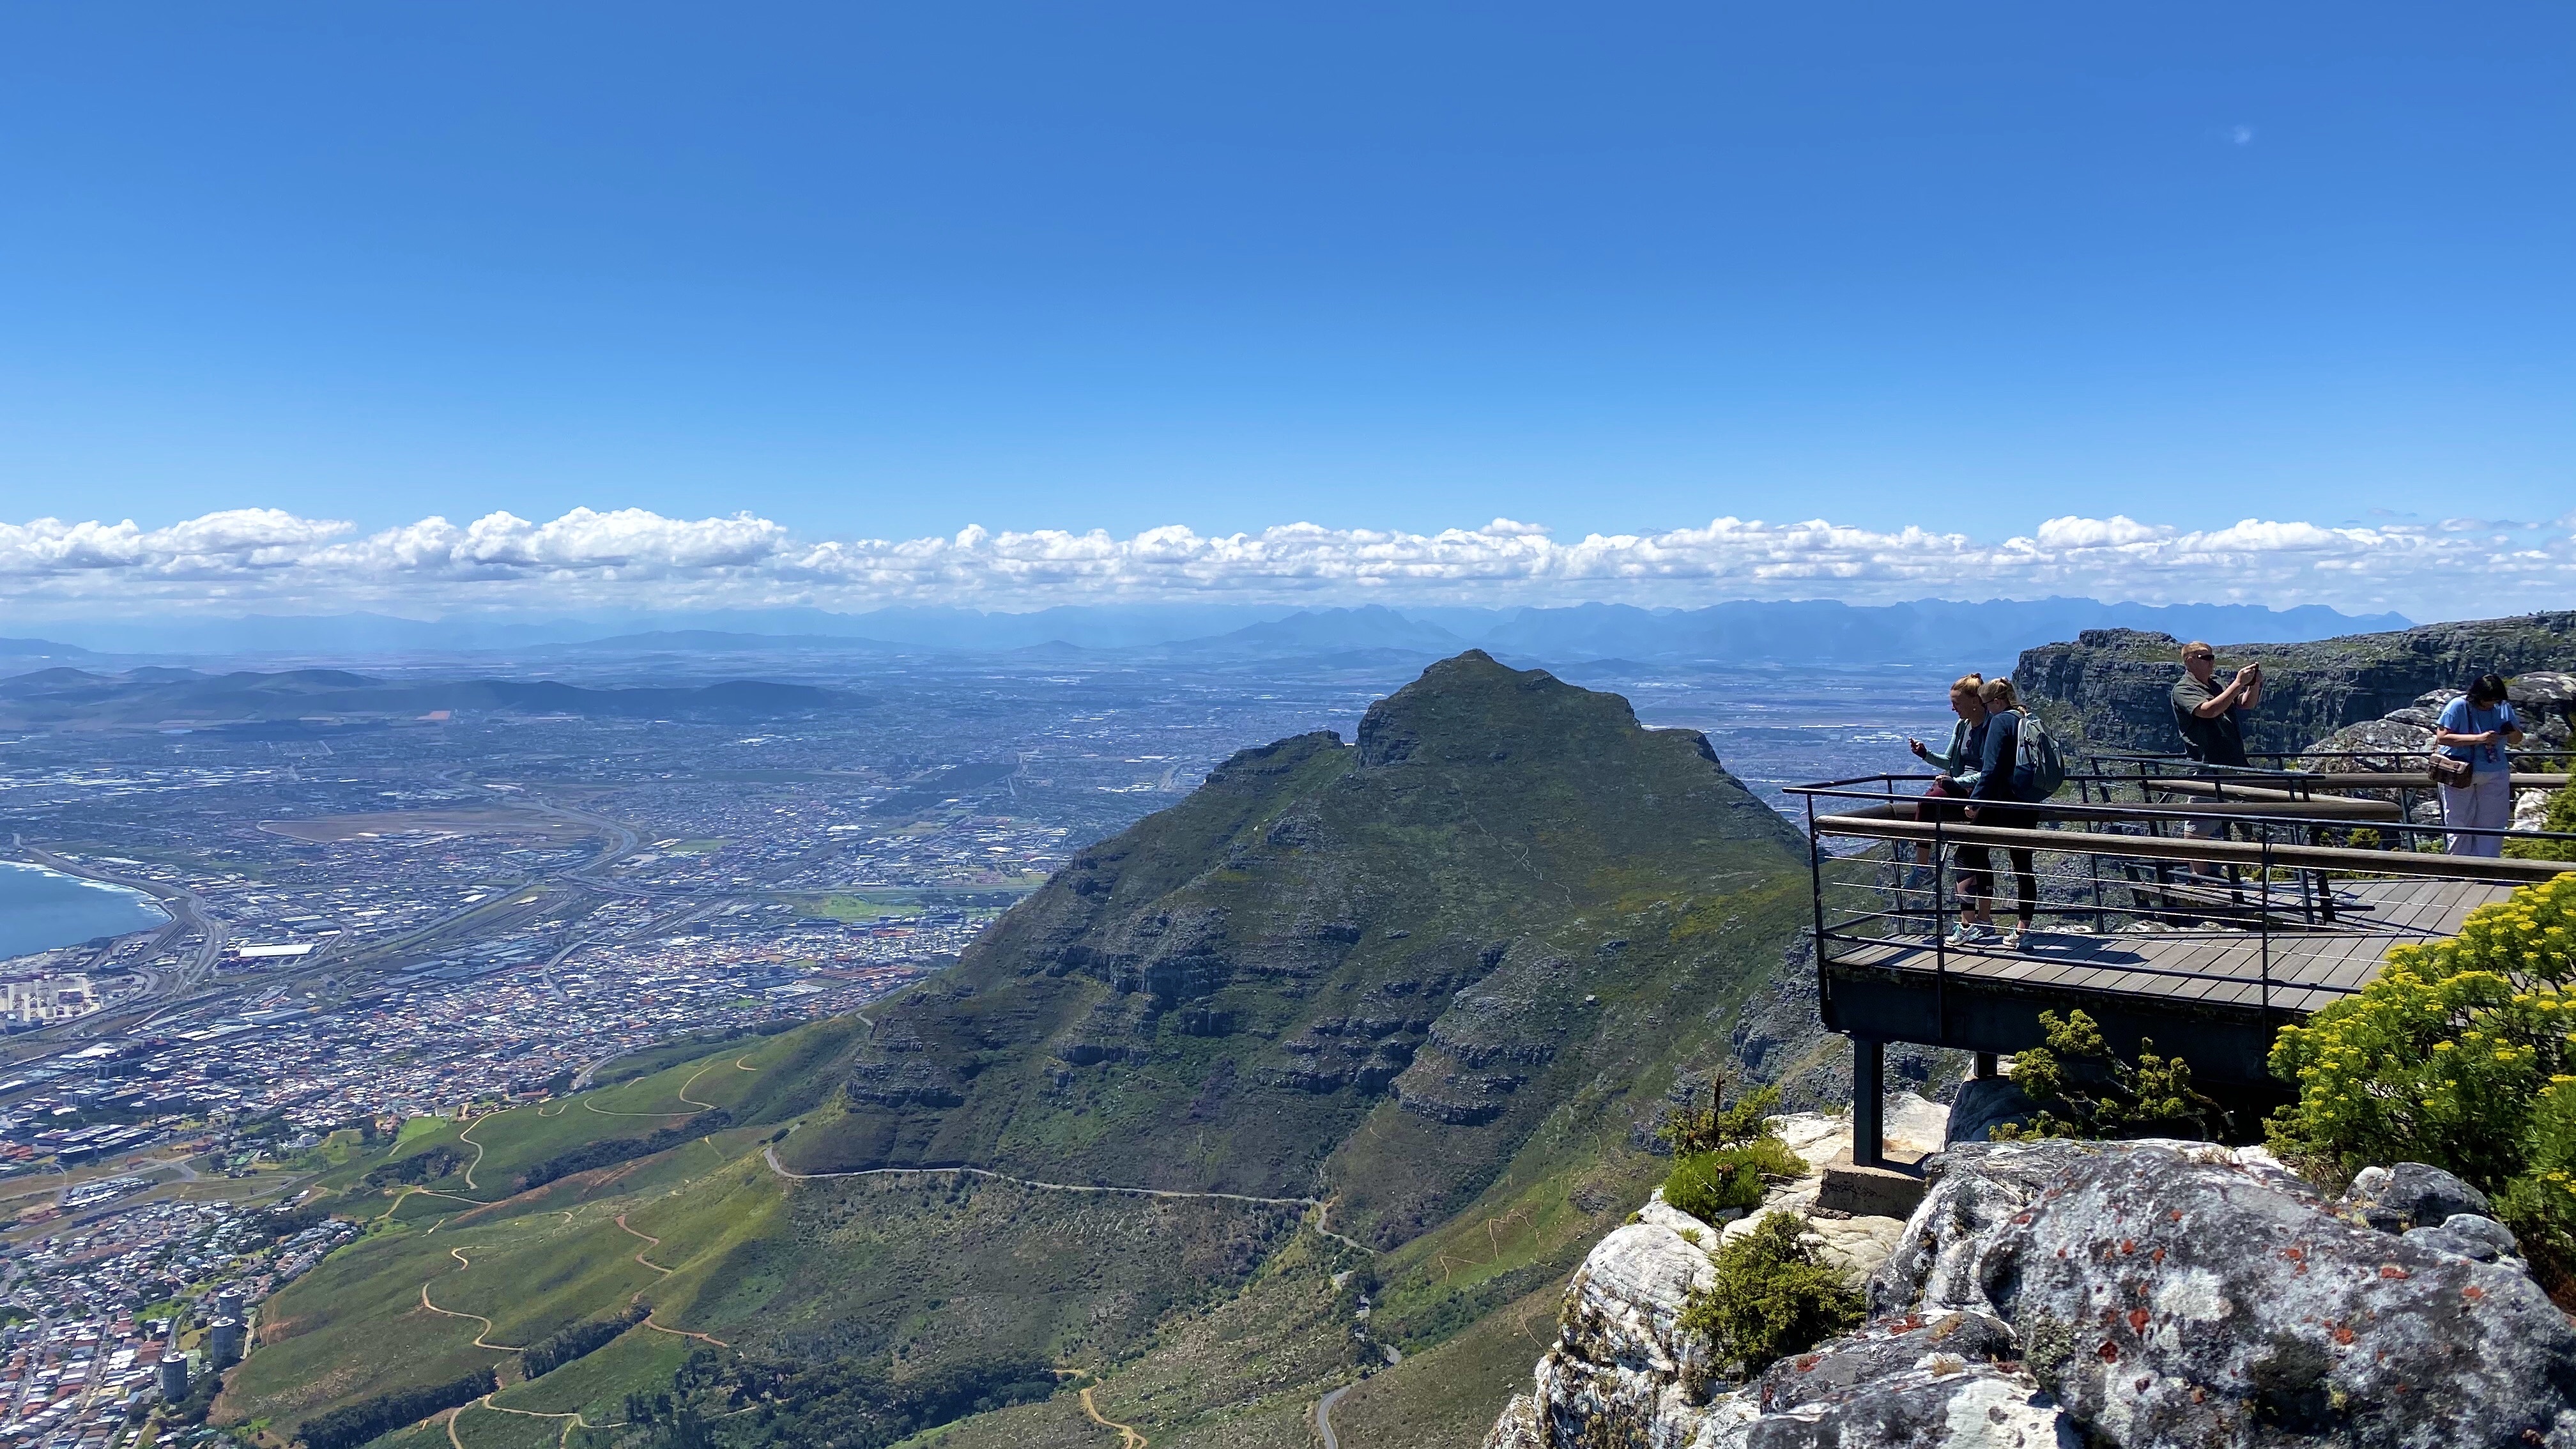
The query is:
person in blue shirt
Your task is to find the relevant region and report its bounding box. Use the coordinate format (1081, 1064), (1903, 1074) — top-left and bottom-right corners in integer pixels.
(2434, 673), (2524, 857)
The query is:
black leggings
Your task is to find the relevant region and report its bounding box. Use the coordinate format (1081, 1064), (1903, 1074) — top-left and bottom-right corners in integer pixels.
(1957, 841), (2038, 924)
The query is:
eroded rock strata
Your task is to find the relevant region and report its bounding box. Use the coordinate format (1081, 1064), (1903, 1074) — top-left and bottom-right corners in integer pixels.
(1490, 1137), (2576, 1448)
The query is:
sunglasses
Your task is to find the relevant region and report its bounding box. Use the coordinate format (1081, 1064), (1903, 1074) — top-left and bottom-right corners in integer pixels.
(2186, 652), (2215, 661)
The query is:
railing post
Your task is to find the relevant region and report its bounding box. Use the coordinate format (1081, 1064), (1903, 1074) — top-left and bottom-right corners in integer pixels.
(1931, 811), (1949, 1037)
(2258, 832), (2274, 1018)
(1807, 792), (1827, 962)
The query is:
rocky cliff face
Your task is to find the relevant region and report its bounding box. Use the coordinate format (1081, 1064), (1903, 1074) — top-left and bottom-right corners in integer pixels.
(2013, 611), (2576, 758)
(1487, 1138), (2576, 1448)
(795, 650), (1816, 1248)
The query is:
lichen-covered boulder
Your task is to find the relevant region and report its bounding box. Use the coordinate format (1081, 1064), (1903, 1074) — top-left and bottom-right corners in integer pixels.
(1874, 1138), (2576, 1447)
(2334, 1161), (2496, 1232)
(1946, 1076), (2041, 1145)
(1736, 1310), (2070, 1447)
(1528, 1218), (1724, 1444)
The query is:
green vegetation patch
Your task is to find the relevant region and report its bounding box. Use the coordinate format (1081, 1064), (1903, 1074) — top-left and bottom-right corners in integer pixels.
(1678, 1213), (1865, 1381)
(2269, 873), (2576, 1289)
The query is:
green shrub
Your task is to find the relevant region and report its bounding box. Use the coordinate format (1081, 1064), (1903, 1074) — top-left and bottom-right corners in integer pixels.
(2505, 780), (2576, 862)
(1659, 1080), (1805, 1222)
(1664, 1138), (1806, 1222)
(1660, 1080), (1784, 1157)
(1991, 1009), (2231, 1142)
(1677, 1213), (1864, 1379)
(2269, 873), (2576, 1284)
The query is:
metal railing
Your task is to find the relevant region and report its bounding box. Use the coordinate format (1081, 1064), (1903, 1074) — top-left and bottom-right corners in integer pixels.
(1788, 772), (2576, 1025)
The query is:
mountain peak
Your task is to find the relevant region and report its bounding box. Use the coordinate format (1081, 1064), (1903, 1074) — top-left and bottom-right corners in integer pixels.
(1357, 649), (1643, 769)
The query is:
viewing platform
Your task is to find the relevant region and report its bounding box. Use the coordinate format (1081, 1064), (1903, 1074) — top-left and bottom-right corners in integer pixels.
(1788, 755), (2575, 1169)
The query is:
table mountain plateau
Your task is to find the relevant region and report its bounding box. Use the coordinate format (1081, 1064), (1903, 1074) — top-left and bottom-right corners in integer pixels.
(2014, 610), (2576, 760)
(788, 648), (1812, 1250)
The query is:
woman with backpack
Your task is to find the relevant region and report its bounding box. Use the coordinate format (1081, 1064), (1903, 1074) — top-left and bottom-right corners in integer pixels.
(2434, 673), (2524, 857)
(1958, 677), (2044, 949)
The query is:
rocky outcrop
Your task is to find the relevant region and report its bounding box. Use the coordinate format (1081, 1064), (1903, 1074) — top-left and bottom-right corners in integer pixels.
(1489, 1137), (2576, 1448)
(2013, 613), (2576, 759)
(1485, 1105), (1936, 1448)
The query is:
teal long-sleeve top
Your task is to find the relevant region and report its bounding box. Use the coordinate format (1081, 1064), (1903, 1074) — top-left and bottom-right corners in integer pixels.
(1921, 717), (1988, 790)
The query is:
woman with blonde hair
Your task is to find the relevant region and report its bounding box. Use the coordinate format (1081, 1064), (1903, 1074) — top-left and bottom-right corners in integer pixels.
(1958, 677), (2041, 948)
(1906, 674), (1996, 941)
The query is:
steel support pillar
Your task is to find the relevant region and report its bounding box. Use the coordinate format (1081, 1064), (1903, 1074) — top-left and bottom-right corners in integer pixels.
(1851, 1036), (1885, 1169)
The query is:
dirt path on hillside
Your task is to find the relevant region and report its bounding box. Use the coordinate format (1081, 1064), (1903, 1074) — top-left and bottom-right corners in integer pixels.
(760, 1143), (1374, 1253)
(457, 1393), (627, 1448)
(612, 1212), (731, 1347)
(1078, 1384), (1147, 1448)
(458, 1108), (517, 1191)
(418, 1247), (526, 1351)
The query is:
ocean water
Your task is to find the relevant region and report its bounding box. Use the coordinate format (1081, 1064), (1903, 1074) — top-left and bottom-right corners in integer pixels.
(0, 862), (170, 961)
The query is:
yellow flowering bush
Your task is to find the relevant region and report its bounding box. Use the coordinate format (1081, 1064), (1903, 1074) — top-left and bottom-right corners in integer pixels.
(2269, 873), (2576, 1281)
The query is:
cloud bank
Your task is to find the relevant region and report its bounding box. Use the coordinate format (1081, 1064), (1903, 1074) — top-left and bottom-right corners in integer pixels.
(2, 506), (2569, 622)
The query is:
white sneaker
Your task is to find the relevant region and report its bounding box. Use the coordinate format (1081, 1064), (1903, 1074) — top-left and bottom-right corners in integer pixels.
(1998, 926), (2024, 951)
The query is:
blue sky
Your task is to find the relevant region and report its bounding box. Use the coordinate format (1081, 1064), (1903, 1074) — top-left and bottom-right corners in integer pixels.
(0, 4), (2569, 619)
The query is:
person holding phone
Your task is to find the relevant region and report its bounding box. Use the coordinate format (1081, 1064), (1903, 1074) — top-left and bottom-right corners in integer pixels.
(2169, 641), (2264, 877)
(2434, 673), (2524, 857)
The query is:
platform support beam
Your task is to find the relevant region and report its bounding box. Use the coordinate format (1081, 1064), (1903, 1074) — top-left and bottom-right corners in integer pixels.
(1851, 1036), (1885, 1169)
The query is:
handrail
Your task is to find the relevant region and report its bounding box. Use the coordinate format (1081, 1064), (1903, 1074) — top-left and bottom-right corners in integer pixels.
(1809, 812), (2576, 884)
(1793, 770), (2575, 1024)
(1785, 776), (2576, 848)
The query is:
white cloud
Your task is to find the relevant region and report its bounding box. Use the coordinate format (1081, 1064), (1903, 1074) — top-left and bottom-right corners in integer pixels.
(1, 506), (2570, 622)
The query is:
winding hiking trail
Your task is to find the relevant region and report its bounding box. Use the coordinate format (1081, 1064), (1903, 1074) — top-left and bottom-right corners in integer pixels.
(418, 1247), (526, 1351)
(761, 1144), (1374, 1254)
(613, 1212), (732, 1347)
(455, 1394), (627, 1448)
(457, 1107), (514, 1190)
(583, 1052), (759, 1119)
(1078, 1384), (1147, 1448)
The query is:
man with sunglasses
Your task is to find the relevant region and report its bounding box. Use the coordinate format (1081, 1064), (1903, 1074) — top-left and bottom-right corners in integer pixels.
(2169, 641), (2264, 870)
(2170, 641), (2262, 770)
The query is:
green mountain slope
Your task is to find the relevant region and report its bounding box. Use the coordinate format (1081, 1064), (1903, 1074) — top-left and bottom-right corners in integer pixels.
(218, 652), (1822, 1447)
(787, 650), (1805, 1245)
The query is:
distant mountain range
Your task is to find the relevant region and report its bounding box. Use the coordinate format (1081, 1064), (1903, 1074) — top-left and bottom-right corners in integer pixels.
(0, 667), (853, 726)
(12, 597), (2412, 669)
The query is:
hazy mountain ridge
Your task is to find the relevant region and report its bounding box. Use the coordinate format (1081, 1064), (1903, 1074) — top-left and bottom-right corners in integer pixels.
(0, 667), (854, 724)
(12, 595), (2409, 665)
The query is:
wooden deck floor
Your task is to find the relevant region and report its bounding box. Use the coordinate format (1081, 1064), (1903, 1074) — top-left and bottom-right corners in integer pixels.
(1824, 875), (2513, 1016)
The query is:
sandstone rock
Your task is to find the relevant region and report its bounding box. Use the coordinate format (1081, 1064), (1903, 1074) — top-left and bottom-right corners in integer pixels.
(2405, 1214), (2522, 1266)
(1883, 1091), (1950, 1158)
(2334, 1160), (2494, 1231)
(1945, 1076), (2040, 1145)
(2016, 611), (2576, 758)
(1739, 1309), (2071, 1447)
(1804, 1212), (1909, 1286)
(1639, 1188), (1739, 1238)
(1482, 1394), (1545, 1449)
(1494, 1135), (2576, 1448)
(1526, 1219), (1722, 1446)
(2301, 715), (2434, 771)
(2513, 671), (2576, 710)
(1874, 1138), (2576, 1447)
